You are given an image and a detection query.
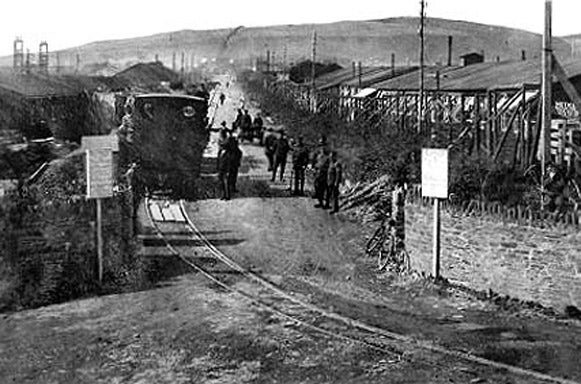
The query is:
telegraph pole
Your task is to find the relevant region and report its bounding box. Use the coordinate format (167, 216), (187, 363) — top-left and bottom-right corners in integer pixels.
(311, 31), (317, 112)
(311, 31), (317, 93)
(418, 0), (426, 134)
(541, 0), (552, 218)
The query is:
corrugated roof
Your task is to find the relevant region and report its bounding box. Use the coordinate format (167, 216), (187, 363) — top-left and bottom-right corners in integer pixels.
(371, 58), (581, 92)
(316, 67), (385, 91)
(342, 66), (418, 88)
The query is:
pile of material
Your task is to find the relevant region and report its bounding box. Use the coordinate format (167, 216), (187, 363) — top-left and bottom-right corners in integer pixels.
(340, 175), (393, 221)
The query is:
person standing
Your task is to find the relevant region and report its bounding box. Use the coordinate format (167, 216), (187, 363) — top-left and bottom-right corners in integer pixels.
(240, 109), (252, 141)
(233, 109), (244, 131)
(326, 151), (343, 214)
(253, 113), (264, 144)
(218, 142), (232, 200)
(219, 93), (226, 106)
(313, 147), (330, 208)
(228, 136), (243, 194)
(272, 130), (290, 182)
(291, 136), (309, 196)
(263, 127), (277, 171)
(311, 135), (329, 205)
(216, 122), (229, 170)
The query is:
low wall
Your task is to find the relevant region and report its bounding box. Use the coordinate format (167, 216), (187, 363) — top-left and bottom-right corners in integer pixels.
(405, 200), (581, 311)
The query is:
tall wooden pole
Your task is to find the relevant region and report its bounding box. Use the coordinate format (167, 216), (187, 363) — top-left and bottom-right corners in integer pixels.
(418, 0), (426, 134)
(96, 198), (103, 283)
(432, 198), (441, 279)
(541, 0), (553, 216)
(311, 31), (317, 92)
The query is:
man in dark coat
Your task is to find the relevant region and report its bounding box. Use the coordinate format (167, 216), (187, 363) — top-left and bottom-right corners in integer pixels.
(218, 136), (242, 200)
(233, 109), (244, 131)
(291, 136), (309, 195)
(272, 130), (290, 182)
(216, 123), (229, 171)
(325, 151), (343, 213)
(240, 109), (252, 140)
(253, 113), (264, 144)
(263, 128), (277, 171)
(228, 137), (243, 194)
(218, 142), (232, 200)
(311, 135), (330, 206)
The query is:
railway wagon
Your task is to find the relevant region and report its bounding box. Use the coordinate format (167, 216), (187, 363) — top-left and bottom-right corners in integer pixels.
(119, 93), (209, 197)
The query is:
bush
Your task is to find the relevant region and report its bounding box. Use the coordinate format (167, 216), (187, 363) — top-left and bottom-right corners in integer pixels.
(0, 154), (142, 312)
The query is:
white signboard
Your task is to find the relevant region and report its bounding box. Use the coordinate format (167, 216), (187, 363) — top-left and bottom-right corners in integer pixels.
(421, 148), (449, 199)
(82, 135), (119, 152)
(86, 149), (113, 199)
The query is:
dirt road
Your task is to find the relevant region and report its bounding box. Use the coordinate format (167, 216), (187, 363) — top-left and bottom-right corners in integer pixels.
(0, 74), (580, 384)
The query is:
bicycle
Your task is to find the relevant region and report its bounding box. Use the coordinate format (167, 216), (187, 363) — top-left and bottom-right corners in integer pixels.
(366, 216), (410, 274)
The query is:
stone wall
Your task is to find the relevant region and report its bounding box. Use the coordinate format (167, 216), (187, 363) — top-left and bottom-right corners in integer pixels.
(405, 200), (581, 311)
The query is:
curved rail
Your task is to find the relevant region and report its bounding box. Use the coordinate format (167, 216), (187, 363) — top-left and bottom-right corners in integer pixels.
(144, 196), (580, 384)
(144, 197), (403, 357)
(176, 199), (580, 384)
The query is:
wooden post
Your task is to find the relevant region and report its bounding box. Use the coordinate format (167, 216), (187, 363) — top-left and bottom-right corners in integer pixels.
(418, 0), (426, 134)
(311, 31), (317, 91)
(358, 61), (362, 88)
(447, 36), (453, 66)
(311, 31), (317, 111)
(474, 94), (481, 154)
(433, 198), (441, 279)
(541, 0), (553, 219)
(96, 198), (103, 283)
(391, 53), (396, 76)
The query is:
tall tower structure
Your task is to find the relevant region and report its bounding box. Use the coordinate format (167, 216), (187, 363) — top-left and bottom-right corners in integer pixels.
(39, 41), (49, 74)
(25, 49), (32, 74)
(13, 37), (24, 71)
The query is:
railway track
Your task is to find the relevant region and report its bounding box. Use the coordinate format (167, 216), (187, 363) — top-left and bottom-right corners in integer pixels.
(144, 196), (580, 384)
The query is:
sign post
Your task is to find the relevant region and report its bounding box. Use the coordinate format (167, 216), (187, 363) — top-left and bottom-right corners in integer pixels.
(86, 142), (114, 283)
(421, 148), (448, 279)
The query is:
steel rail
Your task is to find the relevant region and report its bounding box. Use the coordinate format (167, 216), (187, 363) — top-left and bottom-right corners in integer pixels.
(144, 197), (404, 358)
(177, 198), (581, 384)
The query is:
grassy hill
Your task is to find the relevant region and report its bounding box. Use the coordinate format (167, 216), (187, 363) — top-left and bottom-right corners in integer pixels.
(0, 17), (573, 72)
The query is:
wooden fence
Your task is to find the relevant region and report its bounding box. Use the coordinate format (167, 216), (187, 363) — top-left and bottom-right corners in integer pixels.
(406, 184), (581, 230)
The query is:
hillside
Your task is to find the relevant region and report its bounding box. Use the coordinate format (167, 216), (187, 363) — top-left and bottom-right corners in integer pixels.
(0, 17), (573, 71)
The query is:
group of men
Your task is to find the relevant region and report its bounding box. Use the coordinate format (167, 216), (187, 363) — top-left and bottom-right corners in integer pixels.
(262, 130), (342, 214)
(263, 128), (293, 184)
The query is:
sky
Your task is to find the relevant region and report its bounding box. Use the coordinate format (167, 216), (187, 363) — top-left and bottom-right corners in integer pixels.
(1, 0), (580, 56)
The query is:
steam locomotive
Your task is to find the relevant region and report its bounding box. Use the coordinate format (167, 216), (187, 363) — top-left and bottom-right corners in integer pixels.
(117, 93), (209, 197)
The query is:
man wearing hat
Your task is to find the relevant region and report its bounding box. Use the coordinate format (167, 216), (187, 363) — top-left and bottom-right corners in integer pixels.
(291, 136), (309, 195)
(326, 151), (343, 213)
(272, 130), (290, 182)
(263, 127), (277, 171)
(216, 121), (229, 171)
(312, 135), (330, 207)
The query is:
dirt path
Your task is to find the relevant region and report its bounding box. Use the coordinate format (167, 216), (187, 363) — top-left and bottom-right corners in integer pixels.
(186, 74), (581, 382)
(0, 73), (580, 384)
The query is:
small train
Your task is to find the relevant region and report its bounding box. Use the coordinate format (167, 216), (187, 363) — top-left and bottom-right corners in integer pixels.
(117, 93), (209, 197)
